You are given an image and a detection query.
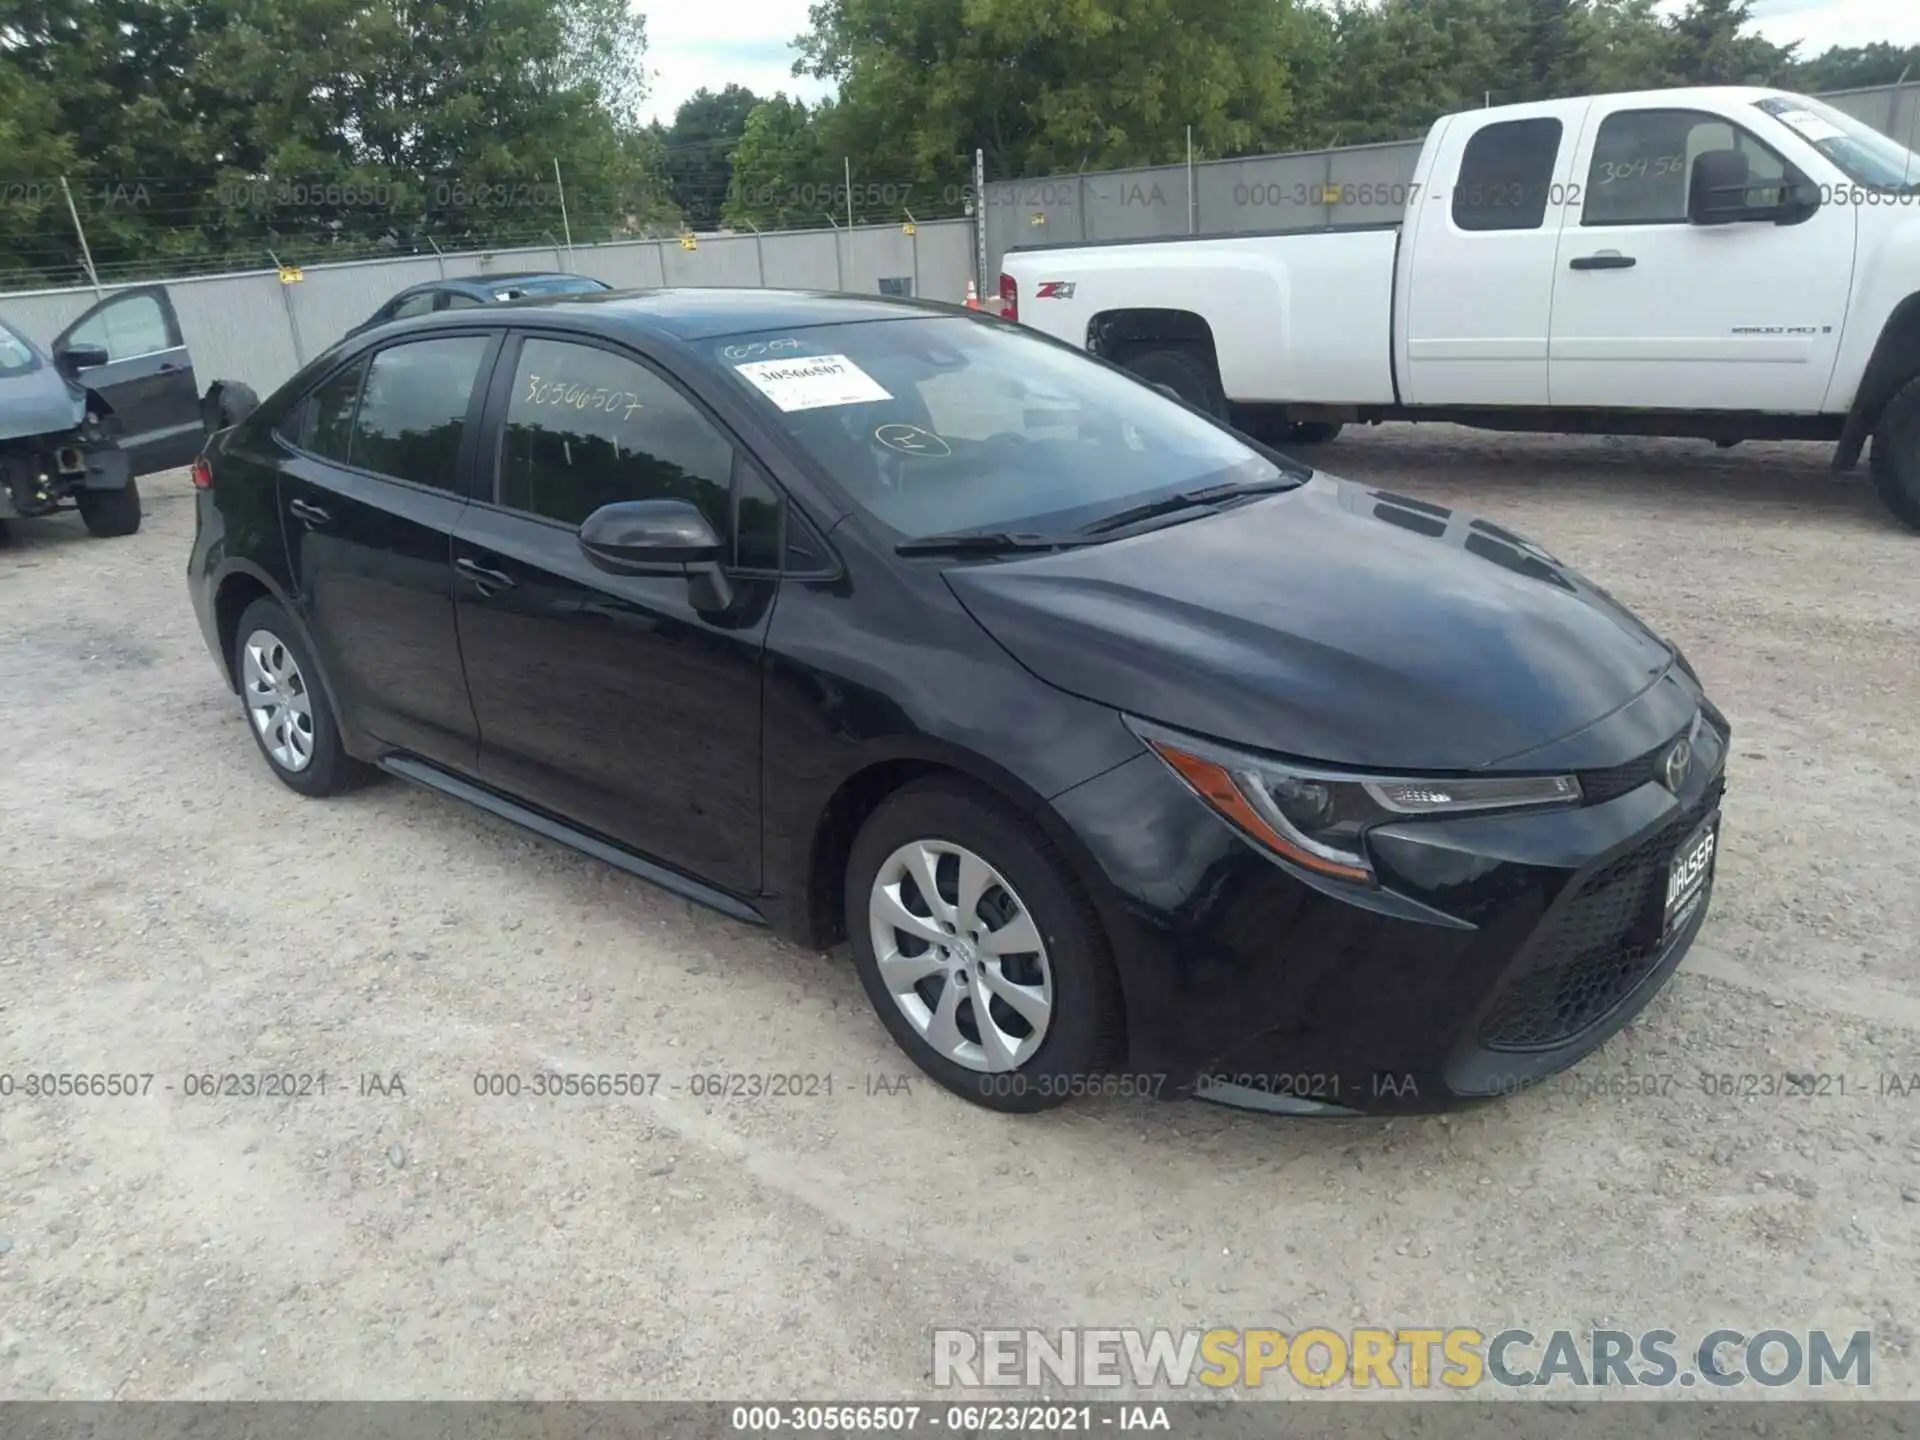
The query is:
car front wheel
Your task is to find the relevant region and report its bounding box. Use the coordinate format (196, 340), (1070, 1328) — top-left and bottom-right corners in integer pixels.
(1870, 375), (1920, 533)
(846, 779), (1123, 1112)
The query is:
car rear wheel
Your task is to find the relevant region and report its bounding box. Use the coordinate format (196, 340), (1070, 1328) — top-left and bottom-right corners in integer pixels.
(232, 597), (368, 797)
(1119, 345), (1227, 421)
(1286, 421), (1344, 444)
(846, 779), (1123, 1112)
(76, 478), (141, 537)
(1870, 375), (1920, 533)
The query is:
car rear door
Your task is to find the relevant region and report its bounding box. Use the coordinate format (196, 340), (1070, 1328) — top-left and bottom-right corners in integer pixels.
(275, 330), (500, 770)
(450, 330), (776, 896)
(51, 285), (202, 474)
(1398, 100), (1588, 406)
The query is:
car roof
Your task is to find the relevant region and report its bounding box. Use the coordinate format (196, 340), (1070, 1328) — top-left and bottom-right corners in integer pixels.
(405, 286), (964, 341)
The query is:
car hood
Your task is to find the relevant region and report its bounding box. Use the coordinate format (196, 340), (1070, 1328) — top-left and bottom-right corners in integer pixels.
(943, 474), (1676, 771)
(0, 363), (86, 442)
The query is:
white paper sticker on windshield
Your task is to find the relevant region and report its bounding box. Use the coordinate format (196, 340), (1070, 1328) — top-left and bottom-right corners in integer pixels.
(1774, 109), (1847, 144)
(734, 353), (892, 411)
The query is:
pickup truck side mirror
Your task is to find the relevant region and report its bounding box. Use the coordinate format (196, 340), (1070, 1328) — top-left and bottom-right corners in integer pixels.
(55, 343), (110, 377)
(578, 498), (732, 609)
(1688, 149), (1815, 226)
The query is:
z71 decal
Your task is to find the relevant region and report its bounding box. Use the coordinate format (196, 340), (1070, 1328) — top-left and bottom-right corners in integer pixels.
(1034, 281), (1076, 299)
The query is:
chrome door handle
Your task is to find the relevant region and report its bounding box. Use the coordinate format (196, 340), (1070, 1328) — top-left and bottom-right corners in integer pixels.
(288, 498), (330, 527)
(455, 556), (516, 593)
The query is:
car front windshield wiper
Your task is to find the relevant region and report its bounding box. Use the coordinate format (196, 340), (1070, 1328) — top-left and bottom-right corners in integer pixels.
(1075, 475), (1300, 538)
(895, 530), (1093, 557)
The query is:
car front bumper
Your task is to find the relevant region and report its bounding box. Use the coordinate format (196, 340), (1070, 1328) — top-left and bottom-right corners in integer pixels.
(1050, 698), (1729, 1115)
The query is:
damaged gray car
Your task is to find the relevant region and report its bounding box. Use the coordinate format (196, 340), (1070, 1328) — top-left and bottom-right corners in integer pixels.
(1, 285), (206, 537)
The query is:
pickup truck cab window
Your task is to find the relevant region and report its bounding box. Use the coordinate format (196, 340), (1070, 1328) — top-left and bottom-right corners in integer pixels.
(1452, 118), (1562, 231)
(1583, 109), (1793, 225)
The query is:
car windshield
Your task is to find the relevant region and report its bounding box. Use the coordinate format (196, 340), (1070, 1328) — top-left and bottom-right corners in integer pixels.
(493, 276), (609, 300)
(0, 319), (39, 374)
(1755, 95), (1920, 191)
(711, 316), (1300, 542)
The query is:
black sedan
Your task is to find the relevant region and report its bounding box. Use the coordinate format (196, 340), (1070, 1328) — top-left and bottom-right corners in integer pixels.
(188, 288), (1728, 1115)
(346, 272), (612, 338)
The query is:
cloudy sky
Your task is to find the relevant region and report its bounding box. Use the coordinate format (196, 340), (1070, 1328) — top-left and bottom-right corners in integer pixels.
(636, 0), (1920, 127)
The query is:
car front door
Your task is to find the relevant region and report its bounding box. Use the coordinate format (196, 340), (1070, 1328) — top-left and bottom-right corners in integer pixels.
(52, 286), (202, 474)
(1547, 102), (1854, 411)
(450, 332), (776, 896)
(275, 331), (498, 769)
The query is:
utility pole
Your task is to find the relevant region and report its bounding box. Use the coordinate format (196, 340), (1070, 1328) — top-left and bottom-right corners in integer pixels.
(553, 159), (575, 267)
(60, 178), (103, 299)
(974, 148), (988, 303)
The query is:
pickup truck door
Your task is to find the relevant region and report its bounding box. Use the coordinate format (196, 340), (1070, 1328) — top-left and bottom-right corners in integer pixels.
(1547, 98), (1854, 412)
(1400, 100), (1589, 407)
(51, 285), (204, 475)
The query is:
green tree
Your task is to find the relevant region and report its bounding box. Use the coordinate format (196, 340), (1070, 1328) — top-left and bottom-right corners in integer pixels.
(1786, 43), (1920, 93)
(661, 84), (761, 229)
(796, 0), (1297, 183)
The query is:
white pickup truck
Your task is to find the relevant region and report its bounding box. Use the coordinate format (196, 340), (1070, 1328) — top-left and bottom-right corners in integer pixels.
(998, 86), (1920, 531)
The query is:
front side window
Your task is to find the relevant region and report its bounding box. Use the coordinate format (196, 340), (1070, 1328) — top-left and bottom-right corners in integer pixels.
(496, 338), (734, 533)
(348, 336), (491, 489)
(1584, 109), (1791, 225)
(387, 292), (438, 321)
(711, 317), (1296, 543)
(65, 292), (175, 359)
(1452, 118), (1562, 231)
(1756, 94), (1920, 192)
(441, 293), (486, 311)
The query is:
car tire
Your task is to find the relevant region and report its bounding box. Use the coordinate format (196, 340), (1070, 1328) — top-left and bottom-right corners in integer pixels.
(76, 479), (141, 537)
(1120, 345), (1227, 421)
(231, 597), (369, 797)
(1286, 421), (1344, 444)
(1870, 376), (1920, 533)
(846, 778), (1124, 1113)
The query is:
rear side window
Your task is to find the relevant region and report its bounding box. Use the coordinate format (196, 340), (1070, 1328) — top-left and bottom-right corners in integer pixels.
(294, 359), (366, 463)
(348, 336), (491, 490)
(388, 292), (437, 321)
(1452, 118), (1563, 231)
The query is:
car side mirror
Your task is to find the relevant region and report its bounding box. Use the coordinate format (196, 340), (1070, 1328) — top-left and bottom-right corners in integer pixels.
(56, 344), (110, 376)
(578, 498), (732, 608)
(1687, 149), (1811, 226)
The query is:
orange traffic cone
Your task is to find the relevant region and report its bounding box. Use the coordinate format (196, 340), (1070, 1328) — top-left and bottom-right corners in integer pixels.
(964, 278), (980, 309)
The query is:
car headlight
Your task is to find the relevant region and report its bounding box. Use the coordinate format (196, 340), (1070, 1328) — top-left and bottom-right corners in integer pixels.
(1128, 718), (1582, 885)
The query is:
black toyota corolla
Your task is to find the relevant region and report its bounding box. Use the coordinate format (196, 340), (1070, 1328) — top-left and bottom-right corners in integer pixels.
(188, 288), (1728, 1115)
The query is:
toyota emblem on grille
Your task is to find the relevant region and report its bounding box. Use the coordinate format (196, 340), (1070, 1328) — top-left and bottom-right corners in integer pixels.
(1661, 736), (1693, 793)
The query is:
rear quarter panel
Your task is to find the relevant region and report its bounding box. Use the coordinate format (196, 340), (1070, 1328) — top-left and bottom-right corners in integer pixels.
(1004, 233), (1400, 405)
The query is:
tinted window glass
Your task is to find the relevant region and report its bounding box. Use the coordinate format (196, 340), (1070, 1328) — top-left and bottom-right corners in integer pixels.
(710, 317), (1293, 543)
(442, 293), (486, 310)
(67, 292), (174, 359)
(388, 292), (437, 320)
(733, 458), (783, 571)
(348, 336), (489, 489)
(1452, 118), (1562, 231)
(297, 359), (365, 463)
(1585, 109), (1790, 224)
(498, 339), (733, 532)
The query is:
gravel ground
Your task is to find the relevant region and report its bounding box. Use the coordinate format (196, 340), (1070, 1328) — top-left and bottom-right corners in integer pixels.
(1, 427), (1917, 1403)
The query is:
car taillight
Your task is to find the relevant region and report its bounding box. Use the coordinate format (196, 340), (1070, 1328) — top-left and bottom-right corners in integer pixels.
(998, 272), (1018, 323)
(190, 457), (214, 490)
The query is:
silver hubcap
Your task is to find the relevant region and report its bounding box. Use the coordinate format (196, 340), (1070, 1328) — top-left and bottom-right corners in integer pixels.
(241, 628), (315, 772)
(868, 840), (1054, 1072)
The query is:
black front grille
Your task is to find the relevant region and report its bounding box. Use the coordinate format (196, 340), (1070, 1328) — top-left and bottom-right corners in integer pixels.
(1576, 742), (1667, 804)
(1479, 777), (1723, 1051)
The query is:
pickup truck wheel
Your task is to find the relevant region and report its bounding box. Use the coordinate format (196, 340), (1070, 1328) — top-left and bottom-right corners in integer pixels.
(1120, 346), (1226, 421)
(76, 478), (141, 538)
(1871, 377), (1920, 532)
(1287, 422), (1344, 444)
